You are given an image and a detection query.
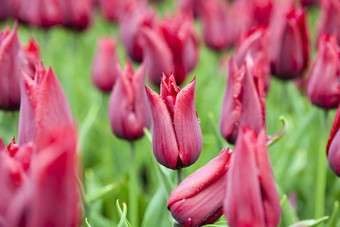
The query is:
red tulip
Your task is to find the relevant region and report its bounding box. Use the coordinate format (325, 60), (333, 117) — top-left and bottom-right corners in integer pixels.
(59, 0), (92, 30)
(317, 0), (340, 45)
(235, 27), (271, 93)
(306, 34), (340, 109)
(18, 63), (74, 146)
(168, 148), (232, 227)
(219, 58), (265, 144)
(224, 127), (281, 227)
(91, 37), (121, 92)
(5, 127), (80, 227)
(145, 74), (202, 169)
(327, 104), (340, 176)
(0, 0), (11, 21)
(300, 0), (318, 7)
(142, 11), (198, 85)
(269, 2), (309, 80)
(22, 38), (40, 77)
(108, 62), (150, 140)
(177, 0), (203, 17)
(119, 3), (156, 62)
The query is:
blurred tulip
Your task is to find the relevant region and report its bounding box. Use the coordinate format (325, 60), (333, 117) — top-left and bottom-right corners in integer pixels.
(6, 127), (80, 227)
(91, 37), (121, 92)
(327, 104), (340, 176)
(168, 148), (232, 226)
(317, 0), (340, 45)
(219, 58), (265, 144)
(142, 27), (173, 85)
(235, 27), (271, 93)
(177, 0), (203, 17)
(109, 62), (150, 140)
(224, 127), (281, 227)
(22, 38), (40, 76)
(18, 63), (74, 146)
(300, 0), (318, 7)
(60, 0), (92, 30)
(0, 0), (11, 21)
(145, 74), (202, 169)
(306, 34), (340, 109)
(269, 2), (309, 80)
(119, 3), (156, 62)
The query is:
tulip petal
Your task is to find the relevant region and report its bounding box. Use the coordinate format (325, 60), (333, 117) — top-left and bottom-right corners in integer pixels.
(174, 77), (202, 167)
(145, 86), (179, 169)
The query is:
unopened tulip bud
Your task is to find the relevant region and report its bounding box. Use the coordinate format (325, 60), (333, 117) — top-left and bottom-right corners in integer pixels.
(145, 74), (202, 169)
(317, 0), (340, 45)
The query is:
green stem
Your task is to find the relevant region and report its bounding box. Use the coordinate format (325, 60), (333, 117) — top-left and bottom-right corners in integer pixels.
(176, 168), (183, 185)
(314, 110), (328, 219)
(129, 141), (138, 227)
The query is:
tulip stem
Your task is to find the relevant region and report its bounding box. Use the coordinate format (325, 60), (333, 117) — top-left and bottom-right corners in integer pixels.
(177, 168), (183, 185)
(129, 141), (138, 227)
(315, 110), (328, 219)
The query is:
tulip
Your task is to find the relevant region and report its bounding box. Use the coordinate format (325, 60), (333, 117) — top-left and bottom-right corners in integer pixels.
(145, 74), (202, 169)
(0, 0), (11, 21)
(108, 61), (150, 140)
(168, 148), (232, 226)
(22, 38), (40, 77)
(177, 0), (203, 17)
(91, 37), (121, 92)
(306, 34), (340, 109)
(235, 27), (271, 93)
(300, 0), (318, 7)
(327, 104), (340, 176)
(142, 11), (198, 85)
(119, 3), (156, 62)
(59, 0), (92, 30)
(98, 0), (122, 22)
(224, 127), (281, 227)
(269, 2), (309, 80)
(6, 127), (80, 227)
(317, 0), (340, 45)
(18, 62), (74, 146)
(219, 58), (265, 144)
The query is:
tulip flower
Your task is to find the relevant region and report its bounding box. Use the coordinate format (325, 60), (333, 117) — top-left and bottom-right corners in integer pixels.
(300, 0), (318, 7)
(0, 0), (11, 21)
(168, 148), (232, 226)
(306, 34), (340, 109)
(18, 62), (74, 146)
(108, 61), (150, 140)
(219, 58), (265, 144)
(59, 0), (92, 30)
(235, 27), (271, 93)
(91, 37), (121, 92)
(327, 104), (340, 176)
(269, 2), (309, 80)
(98, 0), (122, 22)
(224, 127), (281, 227)
(177, 0), (203, 17)
(6, 127), (80, 227)
(119, 3), (156, 62)
(317, 0), (340, 45)
(142, 11), (198, 85)
(145, 74), (202, 169)
(22, 38), (41, 77)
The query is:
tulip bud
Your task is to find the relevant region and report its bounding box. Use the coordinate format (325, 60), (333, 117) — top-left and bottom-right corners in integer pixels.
(108, 61), (150, 140)
(269, 2), (309, 80)
(119, 3), (156, 62)
(235, 27), (271, 93)
(60, 0), (92, 30)
(327, 104), (340, 176)
(300, 0), (318, 7)
(22, 38), (41, 77)
(317, 0), (340, 45)
(145, 74), (202, 169)
(6, 127), (80, 227)
(306, 34), (340, 109)
(219, 58), (265, 144)
(18, 62), (74, 146)
(224, 127), (281, 227)
(168, 148), (232, 226)
(0, 0), (11, 21)
(91, 37), (121, 92)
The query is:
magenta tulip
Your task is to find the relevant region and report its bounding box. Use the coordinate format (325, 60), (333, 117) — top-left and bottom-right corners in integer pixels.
(6, 127), (80, 227)
(327, 104), (340, 176)
(91, 37), (121, 92)
(168, 148), (232, 226)
(224, 127), (281, 227)
(269, 2), (309, 80)
(18, 63), (74, 146)
(219, 58), (265, 144)
(306, 34), (340, 109)
(300, 0), (318, 7)
(119, 3), (156, 62)
(145, 74), (202, 169)
(317, 0), (340, 45)
(108, 61), (150, 140)
(59, 0), (92, 30)
(0, 0), (11, 21)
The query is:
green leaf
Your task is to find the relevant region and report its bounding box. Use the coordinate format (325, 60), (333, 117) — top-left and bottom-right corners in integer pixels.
(141, 187), (172, 227)
(116, 200), (131, 227)
(85, 218), (92, 227)
(85, 183), (117, 203)
(327, 201), (339, 227)
(289, 216), (329, 227)
(267, 115), (288, 147)
(280, 194), (288, 207)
